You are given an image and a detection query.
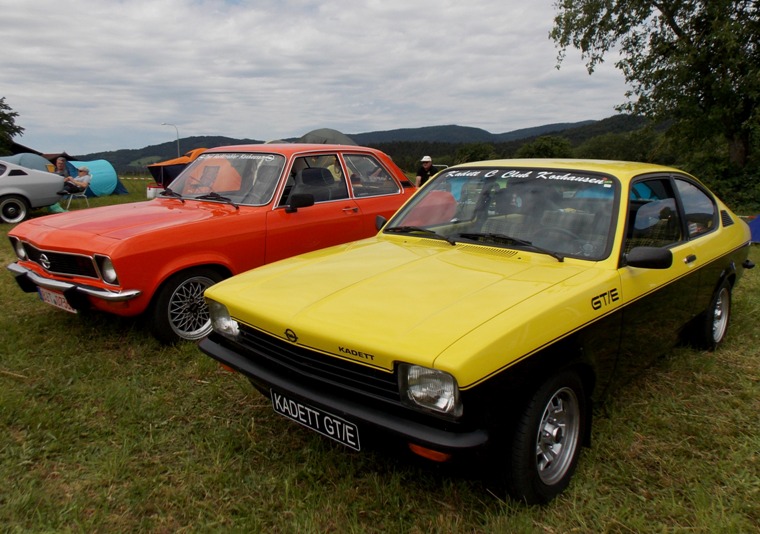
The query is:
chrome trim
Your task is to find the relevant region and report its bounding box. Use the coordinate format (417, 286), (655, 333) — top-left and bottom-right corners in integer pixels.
(7, 263), (141, 302)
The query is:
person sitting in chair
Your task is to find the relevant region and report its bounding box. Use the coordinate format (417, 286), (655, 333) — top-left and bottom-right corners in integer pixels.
(58, 167), (92, 195)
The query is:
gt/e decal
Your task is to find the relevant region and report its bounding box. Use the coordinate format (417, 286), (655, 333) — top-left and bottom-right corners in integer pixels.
(591, 288), (620, 310)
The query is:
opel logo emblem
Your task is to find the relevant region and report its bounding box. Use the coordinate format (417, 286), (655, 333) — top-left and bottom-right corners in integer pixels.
(39, 254), (51, 270)
(285, 329), (298, 343)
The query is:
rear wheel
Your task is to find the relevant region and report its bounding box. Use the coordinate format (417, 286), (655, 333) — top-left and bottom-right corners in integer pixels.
(504, 371), (587, 504)
(694, 279), (732, 351)
(0, 195), (30, 224)
(149, 268), (225, 344)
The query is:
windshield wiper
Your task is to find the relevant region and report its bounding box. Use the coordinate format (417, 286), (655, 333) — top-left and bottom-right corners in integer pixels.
(195, 192), (239, 209)
(384, 226), (456, 245)
(160, 187), (185, 203)
(456, 232), (564, 262)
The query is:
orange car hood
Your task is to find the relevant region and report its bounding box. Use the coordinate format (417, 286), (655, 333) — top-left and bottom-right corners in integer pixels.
(15, 200), (234, 243)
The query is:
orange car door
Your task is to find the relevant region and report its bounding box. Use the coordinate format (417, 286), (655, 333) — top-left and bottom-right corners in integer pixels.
(264, 158), (363, 263)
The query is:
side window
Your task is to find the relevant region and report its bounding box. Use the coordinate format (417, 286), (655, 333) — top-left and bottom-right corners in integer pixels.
(624, 178), (682, 253)
(278, 154), (349, 206)
(343, 154), (400, 197)
(675, 179), (717, 238)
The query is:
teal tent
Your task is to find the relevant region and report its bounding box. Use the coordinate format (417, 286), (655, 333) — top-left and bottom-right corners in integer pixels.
(71, 159), (124, 196)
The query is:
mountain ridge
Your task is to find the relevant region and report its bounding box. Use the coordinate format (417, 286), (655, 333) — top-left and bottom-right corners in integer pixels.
(76, 115), (645, 173)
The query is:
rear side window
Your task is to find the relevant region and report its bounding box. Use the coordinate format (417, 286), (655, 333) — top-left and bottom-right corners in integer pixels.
(675, 179), (717, 238)
(344, 154), (400, 197)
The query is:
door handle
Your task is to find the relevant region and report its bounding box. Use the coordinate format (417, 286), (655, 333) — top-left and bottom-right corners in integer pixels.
(342, 207), (359, 213)
(684, 254), (697, 264)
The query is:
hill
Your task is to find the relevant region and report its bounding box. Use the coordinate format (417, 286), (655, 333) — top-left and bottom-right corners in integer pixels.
(349, 121), (597, 145)
(75, 115), (646, 174)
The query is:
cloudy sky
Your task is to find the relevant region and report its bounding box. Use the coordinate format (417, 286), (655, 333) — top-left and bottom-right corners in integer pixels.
(3, 0), (628, 155)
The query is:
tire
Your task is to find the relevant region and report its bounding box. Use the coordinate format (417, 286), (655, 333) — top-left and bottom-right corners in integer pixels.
(694, 278), (732, 351)
(148, 268), (225, 344)
(0, 195), (30, 224)
(505, 371), (587, 504)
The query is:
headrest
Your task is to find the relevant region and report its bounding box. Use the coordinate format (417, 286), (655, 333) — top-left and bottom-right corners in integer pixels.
(299, 167), (332, 187)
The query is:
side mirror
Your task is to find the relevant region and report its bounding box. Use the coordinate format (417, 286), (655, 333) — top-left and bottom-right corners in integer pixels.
(285, 193), (315, 213)
(375, 215), (387, 231)
(624, 246), (673, 269)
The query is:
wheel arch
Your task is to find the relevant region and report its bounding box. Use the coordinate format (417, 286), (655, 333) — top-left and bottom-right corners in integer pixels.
(465, 333), (597, 443)
(148, 262), (233, 309)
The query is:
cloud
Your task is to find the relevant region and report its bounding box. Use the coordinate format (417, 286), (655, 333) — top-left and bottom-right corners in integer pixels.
(2, 0), (629, 153)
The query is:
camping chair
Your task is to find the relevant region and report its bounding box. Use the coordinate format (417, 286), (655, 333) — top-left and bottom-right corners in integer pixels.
(64, 189), (90, 209)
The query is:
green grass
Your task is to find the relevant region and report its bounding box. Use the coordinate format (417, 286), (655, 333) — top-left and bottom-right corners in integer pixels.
(1, 183), (758, 532)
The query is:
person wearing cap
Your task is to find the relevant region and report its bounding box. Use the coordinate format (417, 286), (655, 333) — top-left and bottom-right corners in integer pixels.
(58, 166), (92, 195)
(415, 155), (435, 187)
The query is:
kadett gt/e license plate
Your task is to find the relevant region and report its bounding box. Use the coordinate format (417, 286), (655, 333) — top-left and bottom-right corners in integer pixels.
(38, 287), (77, 314)
(271, 390), (360, 451)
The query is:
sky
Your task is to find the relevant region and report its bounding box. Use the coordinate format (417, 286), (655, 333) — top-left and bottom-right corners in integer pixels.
(2, 0), (629, 155)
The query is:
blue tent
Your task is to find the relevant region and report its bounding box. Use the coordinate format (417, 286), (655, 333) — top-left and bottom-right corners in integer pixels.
(71, 159), (126, 196)
(748, 216), (760, 244)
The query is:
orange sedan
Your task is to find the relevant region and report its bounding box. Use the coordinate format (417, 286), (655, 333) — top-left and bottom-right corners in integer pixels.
(7, 144), (415, 343)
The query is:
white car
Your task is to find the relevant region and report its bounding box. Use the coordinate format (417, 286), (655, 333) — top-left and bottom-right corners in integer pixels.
(0, 161), (63, 223)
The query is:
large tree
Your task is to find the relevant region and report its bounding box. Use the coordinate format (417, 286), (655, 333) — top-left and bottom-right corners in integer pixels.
(0, 97), (24, 155)
(551, 0), (759, 167)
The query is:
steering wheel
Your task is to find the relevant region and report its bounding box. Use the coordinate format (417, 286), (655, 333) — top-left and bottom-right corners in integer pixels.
(532, 226), (585, 254)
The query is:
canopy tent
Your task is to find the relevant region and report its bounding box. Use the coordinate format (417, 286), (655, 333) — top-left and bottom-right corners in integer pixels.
(0, 152), (54, 172)
(297, 128), (357, 145)
(147, 148), (206, 186)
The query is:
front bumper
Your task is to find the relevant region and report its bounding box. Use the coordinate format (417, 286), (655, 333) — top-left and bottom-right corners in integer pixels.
(199, 334), (490, 453)
(7, 262), (142, 310)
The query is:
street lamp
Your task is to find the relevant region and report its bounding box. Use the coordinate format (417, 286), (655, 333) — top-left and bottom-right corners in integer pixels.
(161, 122), (180, 158)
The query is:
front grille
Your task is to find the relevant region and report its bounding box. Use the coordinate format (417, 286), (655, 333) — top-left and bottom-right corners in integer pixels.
(22, 242), (98, 278)
(238, 324), (400, 401)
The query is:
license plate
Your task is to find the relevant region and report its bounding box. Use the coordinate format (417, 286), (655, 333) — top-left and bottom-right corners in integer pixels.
(271, 390), (360, 451)
(38, 287), (77, 314)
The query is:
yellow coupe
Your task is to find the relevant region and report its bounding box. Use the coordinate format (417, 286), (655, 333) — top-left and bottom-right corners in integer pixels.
(199, 159), (754, 503)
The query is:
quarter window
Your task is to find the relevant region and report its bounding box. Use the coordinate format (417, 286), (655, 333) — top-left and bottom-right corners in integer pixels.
(675, 179), (717, 238)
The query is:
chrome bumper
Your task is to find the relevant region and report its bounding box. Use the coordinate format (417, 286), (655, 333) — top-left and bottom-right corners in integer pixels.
(7, 262), (141, 302)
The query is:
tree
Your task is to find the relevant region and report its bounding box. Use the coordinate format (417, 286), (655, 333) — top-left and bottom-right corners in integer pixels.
(454, 143), (498, 164)
(514, 136), (573, 158)
(550, 0), (760, 168)
(0, 97), (24, 155)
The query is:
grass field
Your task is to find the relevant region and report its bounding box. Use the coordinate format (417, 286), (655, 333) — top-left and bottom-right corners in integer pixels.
(1, 180), (758, 532)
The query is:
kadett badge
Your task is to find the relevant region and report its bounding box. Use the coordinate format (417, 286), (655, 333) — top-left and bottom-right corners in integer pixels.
(338, 346), (374, 361)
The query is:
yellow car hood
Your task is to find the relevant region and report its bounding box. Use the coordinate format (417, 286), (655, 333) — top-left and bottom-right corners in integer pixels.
(207, 237), (605, 385)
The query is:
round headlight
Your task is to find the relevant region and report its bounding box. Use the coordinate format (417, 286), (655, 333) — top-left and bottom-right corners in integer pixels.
(208, 299), (240, 339)
(13, 239), (27, 260)
(100, 257), (119, 284)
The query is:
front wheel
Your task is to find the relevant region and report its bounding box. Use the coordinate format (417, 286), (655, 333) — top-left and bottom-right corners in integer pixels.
(148, 268), (225, 344)
(0, 195), (30, 224)
(504, 371), (587, 504)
